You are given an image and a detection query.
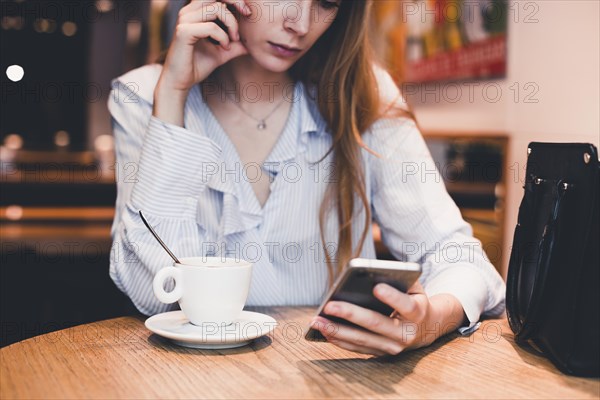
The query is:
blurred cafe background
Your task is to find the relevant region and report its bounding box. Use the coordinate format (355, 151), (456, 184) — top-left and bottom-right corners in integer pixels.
(1, 0), (598, 347)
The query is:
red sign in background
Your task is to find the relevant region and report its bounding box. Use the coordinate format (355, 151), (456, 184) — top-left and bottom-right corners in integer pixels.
(405, 35), (507, 83)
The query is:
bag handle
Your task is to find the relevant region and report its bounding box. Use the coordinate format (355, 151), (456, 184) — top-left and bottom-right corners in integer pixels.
(507, 179), (571, 340)
(507, 177), (541, 337)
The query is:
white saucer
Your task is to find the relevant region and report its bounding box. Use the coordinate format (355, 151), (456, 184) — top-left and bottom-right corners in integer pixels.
(145, 310), (277, 349)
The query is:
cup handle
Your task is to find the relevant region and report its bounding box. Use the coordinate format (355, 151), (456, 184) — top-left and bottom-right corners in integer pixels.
(153, 267), (183, 304)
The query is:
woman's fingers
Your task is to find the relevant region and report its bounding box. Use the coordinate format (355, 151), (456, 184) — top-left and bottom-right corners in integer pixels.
(176, 22), (231, 50)
(220, 0), (252, 16)
(218, 40), (249, 63)
(322, 301), (403, 340)
(182, 0), (251, 18)
(180, 0), (252, 16)
(373, 282), (428, 323)
(312, 317), (404, 356)
(179, 3), (239, 42)
(180, 0), (213, 15)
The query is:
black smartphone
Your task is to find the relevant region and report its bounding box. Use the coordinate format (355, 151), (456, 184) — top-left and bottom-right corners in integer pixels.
(305, 258), (422, 341)
(207, 4), (235, 46)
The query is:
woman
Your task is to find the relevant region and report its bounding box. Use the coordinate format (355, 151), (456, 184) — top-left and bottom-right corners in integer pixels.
(108, 0), (505, 356)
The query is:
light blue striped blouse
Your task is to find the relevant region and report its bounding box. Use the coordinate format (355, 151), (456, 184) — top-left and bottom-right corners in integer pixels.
(107, 63), (506, 330)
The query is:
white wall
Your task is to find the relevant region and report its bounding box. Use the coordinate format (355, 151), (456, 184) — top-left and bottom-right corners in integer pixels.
(408, 1), (600, 278)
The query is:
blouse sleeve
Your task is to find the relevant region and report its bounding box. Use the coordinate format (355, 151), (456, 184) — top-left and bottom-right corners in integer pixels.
(367, 116), (506, 332)
(107, 77), (222, 316)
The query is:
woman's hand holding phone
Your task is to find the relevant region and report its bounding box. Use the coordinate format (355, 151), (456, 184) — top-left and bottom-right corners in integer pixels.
(153, 0), (251, 125)
(310, 282), (468, 356)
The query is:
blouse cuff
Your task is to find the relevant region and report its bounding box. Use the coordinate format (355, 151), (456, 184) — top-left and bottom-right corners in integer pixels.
(130, 115), (223, 219)
(423, 265), (488, 335)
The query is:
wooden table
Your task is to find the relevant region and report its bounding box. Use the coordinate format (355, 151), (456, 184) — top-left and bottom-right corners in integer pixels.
(1, 307), (598, 399)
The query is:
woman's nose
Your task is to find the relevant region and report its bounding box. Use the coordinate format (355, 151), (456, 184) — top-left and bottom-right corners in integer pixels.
(282, 0), (312, 36)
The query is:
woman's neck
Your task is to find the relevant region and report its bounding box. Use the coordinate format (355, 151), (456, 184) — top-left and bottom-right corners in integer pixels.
(213, 56), (294, 104)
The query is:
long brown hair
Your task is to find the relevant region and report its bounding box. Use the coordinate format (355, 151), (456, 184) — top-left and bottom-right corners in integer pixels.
(157, 0), (413, 285)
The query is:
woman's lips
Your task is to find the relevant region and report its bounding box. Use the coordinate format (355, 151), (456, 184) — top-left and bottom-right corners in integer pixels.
(268, 42), (301, 57)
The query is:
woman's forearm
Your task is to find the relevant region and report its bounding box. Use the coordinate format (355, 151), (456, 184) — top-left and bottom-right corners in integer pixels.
(153, 79), (190, 127)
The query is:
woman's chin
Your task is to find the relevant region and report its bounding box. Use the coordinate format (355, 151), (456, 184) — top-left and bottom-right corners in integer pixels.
(251, 54), (296, 73)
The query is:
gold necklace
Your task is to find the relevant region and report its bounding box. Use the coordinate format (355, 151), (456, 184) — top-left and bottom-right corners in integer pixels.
(221, 87), (287, 130)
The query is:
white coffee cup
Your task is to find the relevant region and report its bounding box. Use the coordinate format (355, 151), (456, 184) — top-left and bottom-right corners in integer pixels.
(153, 257), (252, 326)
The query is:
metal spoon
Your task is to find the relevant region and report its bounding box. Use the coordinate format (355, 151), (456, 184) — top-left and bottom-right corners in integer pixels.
(138, 210), (182, 264)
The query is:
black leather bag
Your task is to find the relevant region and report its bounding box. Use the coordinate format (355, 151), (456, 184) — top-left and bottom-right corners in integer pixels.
(506, 142), (599, 377)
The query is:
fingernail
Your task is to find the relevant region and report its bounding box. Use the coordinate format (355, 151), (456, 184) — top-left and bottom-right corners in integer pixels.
(325, 303), (339, 314)
(245, 5), (252, 15)
(376, 283), (390, 296)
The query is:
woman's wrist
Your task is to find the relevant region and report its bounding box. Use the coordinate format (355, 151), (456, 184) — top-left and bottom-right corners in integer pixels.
(428, 294), (469, 338)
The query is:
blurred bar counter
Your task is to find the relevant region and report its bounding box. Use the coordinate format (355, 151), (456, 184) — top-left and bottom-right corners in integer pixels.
(0, 150), (131, 348)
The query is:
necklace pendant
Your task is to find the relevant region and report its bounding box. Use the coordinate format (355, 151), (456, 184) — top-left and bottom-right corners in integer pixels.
(257, 120), (267, 130)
